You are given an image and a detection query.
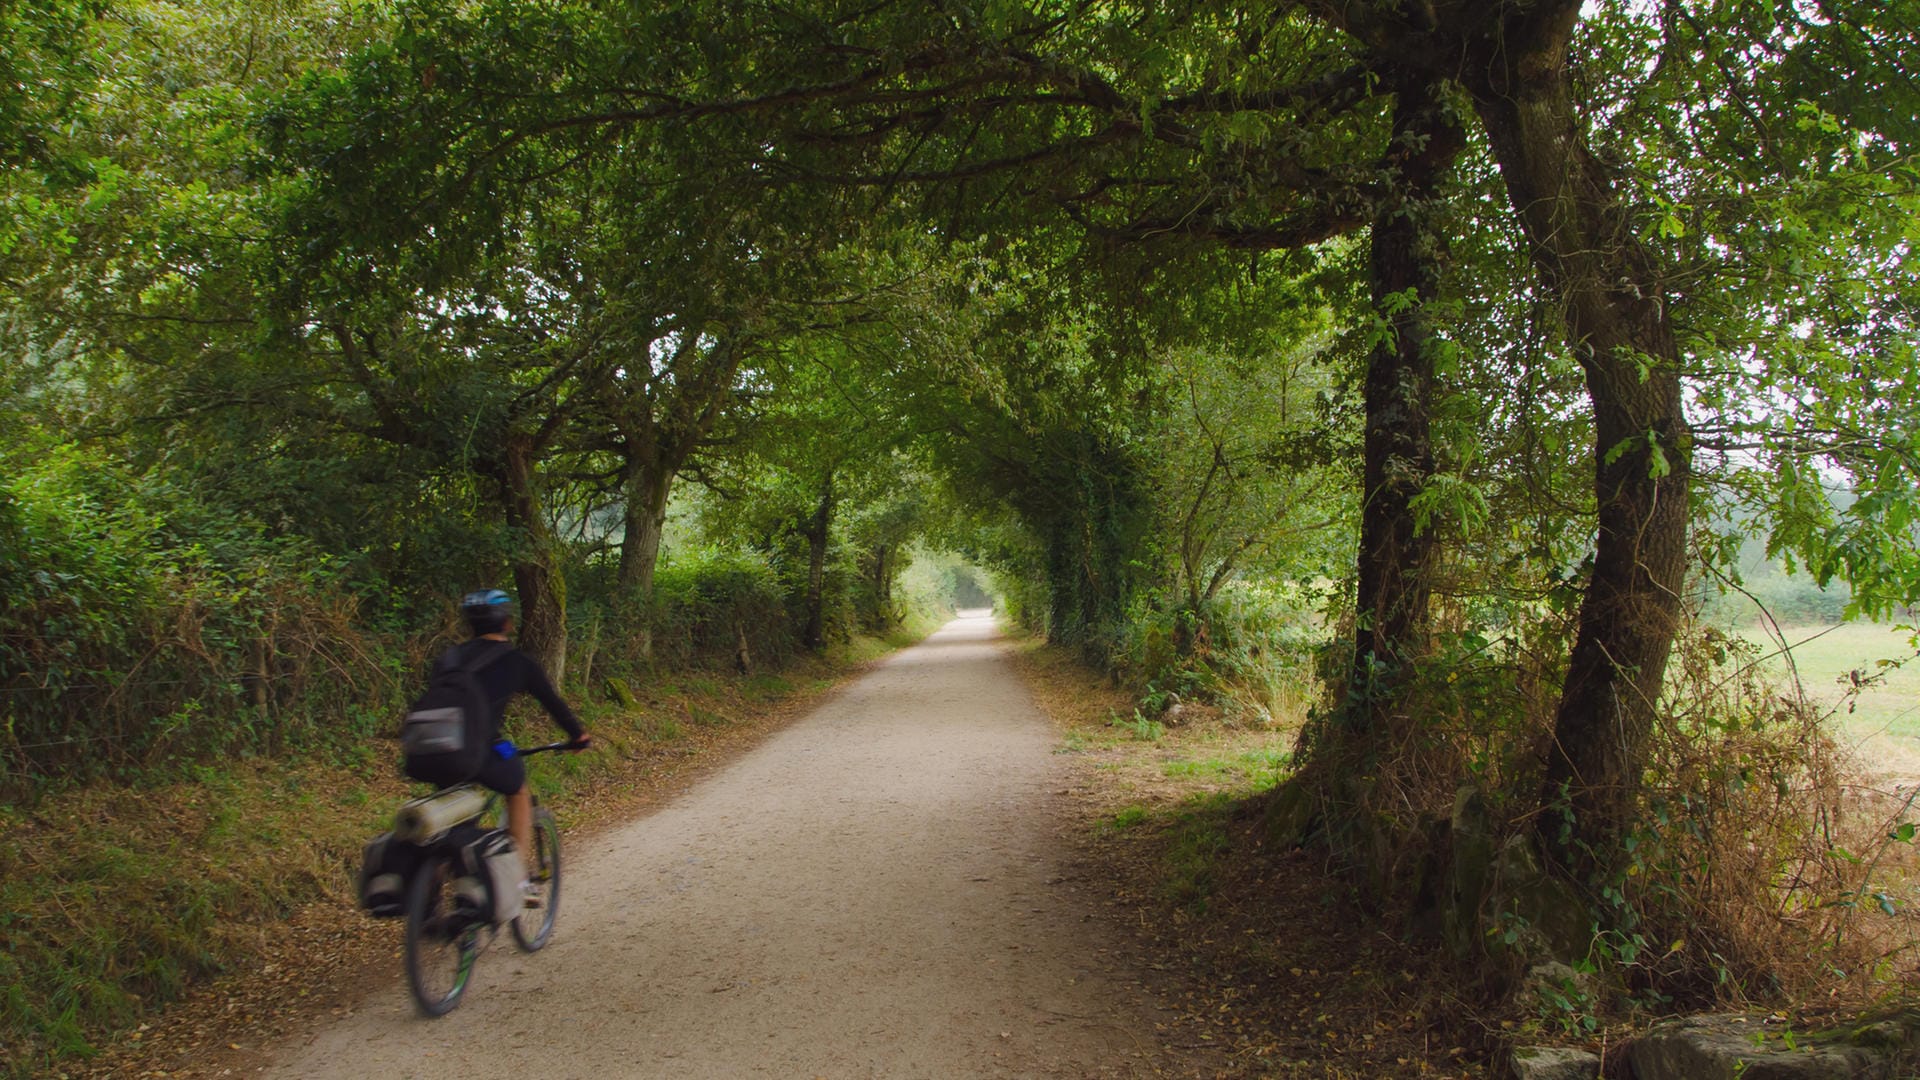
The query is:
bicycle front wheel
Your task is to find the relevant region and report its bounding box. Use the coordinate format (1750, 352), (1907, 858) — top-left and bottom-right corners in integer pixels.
(404, 853), (481, 1016)
(511, 806), (560, 951)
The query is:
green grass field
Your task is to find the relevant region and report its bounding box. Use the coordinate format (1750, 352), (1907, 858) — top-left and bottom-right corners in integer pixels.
(1736, 622), (1920, 759)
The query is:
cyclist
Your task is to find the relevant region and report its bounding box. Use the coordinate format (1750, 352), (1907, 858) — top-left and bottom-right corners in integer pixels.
(441, 589), (590, 900)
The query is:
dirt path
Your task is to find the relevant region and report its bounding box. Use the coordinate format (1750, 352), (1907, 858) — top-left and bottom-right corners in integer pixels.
(263, 614), (1182, 1078)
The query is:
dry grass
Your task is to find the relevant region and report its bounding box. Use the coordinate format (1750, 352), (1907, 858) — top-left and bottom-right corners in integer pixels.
(1012, 619), (1920, 1073)
(1616, 623), (1920, 1014)
(1734, 621), (1920, 782)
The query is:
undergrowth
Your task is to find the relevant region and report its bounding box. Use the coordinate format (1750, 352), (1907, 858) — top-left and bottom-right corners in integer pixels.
(1107, 579), (1322, 728)
(1291, 608), (1920, 1033)
(1013, 635), (1496, 1076)
(1602, 624), (1920, 1010)
(0, 452), (412, 799)
(1029, 596), (1920, 1060)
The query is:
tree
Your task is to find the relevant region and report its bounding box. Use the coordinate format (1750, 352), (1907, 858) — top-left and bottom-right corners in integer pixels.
(1346, 72), (1463, 736)
(42, 0), (1920, 903)
(260, 14), (895, 661)
(697, 330), (911, 651)
(1141, 276), (1350, 656)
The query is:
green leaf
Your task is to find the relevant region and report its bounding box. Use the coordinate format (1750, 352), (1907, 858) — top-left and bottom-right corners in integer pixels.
(1647, 439), (1670, 479)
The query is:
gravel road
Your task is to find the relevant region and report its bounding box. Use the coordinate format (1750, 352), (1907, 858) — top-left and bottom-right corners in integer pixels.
(263, 613), (1177, 1078)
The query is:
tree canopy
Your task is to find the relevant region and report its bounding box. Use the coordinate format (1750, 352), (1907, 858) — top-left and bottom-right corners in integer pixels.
(6, 0), (1920, 1032)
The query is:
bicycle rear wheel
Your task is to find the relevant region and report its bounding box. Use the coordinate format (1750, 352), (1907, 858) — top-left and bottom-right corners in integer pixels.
(511, 806), (560, 951)
(404, 853), (482, 1016)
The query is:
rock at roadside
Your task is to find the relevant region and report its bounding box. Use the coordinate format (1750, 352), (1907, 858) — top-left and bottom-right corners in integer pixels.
(1510, 1044), (1601, 1080)
(1628, 1014), (1899, 1079)
(605, 677), (639, 708)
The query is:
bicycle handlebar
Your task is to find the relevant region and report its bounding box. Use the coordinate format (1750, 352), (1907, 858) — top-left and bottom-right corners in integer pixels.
(517, 740), (588, 757)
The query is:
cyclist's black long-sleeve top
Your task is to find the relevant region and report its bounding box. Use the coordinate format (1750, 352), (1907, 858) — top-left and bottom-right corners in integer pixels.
(435, 638), (584, 743)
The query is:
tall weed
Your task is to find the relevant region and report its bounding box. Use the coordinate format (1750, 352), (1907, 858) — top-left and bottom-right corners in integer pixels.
(1607, 624), (1920, 1006)
(1109, 580), (1322, 727)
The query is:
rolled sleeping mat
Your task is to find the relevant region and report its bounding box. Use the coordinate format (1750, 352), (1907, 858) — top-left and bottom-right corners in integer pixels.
(393, 784), (489, 843)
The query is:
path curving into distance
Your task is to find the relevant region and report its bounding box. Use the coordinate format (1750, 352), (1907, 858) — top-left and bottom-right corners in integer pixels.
(264, 613), (1179, 1078)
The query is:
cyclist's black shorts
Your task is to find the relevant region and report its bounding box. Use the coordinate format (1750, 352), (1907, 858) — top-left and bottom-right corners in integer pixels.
(472, 749), (526, 795)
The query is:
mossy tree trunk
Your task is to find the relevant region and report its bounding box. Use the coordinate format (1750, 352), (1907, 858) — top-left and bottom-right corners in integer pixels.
(800, 471), (835, 651)
(1457, 3), (1692, 874)
(502, 432), (568, 685)
(604, 332), (746, 660)
(1349, 72), (1460, 738)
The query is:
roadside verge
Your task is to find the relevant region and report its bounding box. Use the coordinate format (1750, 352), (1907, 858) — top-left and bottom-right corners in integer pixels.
(6, 625), (932, 1080)
(1006, 634), (1496, 1078)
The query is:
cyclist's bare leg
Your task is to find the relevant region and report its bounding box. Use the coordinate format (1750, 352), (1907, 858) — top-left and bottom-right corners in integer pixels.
(506, 785), (533, 866)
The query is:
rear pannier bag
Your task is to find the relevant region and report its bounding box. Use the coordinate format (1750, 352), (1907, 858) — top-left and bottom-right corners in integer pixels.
(357, 831), (425, 918)
(458, 828), (525, 926)
(401, 641), (512, 785)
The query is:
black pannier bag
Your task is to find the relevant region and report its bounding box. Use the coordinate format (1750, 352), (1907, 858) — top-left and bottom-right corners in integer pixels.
(359, 821), (492, 919)
(357, 832), (424, 918)
(400, 641), (512, 785)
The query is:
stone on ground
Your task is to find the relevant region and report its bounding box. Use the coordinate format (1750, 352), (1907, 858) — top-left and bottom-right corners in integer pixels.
(1627, 1014), (1897, 1080)
(1509, 1044), (1601, 1080)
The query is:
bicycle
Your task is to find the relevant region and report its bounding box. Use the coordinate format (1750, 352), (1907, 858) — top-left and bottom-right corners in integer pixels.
(399, 741), (578, 1016)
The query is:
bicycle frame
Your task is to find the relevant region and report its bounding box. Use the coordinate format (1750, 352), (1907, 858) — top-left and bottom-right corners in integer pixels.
(401, 740), (579, 1016)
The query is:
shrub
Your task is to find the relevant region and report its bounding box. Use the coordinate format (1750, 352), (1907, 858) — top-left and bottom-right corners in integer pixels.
(0, 449), (403, 800)
(1109, 581), (1323, 726)
(644, 547), (797, 670)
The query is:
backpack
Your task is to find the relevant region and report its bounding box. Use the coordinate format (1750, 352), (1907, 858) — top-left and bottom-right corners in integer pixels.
(400, 641), (513, 785)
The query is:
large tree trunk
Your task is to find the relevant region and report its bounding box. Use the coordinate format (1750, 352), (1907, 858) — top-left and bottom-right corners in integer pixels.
(855, 543), (891, 630)
(1348, 73), (1459, 735)
(502, 433), (568, 685)
(605, 333), (748, 661)
(800, 472), (835, 651)
(1462, 4), (1692, 872)
(618, 456), (674, 599)
(618, 451), (674, 661)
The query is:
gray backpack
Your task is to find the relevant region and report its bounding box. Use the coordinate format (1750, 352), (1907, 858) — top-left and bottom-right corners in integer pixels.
(400, 641), (512, 785)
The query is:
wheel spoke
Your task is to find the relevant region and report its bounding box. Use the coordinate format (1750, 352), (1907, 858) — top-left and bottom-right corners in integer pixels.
(406, 855), (478, 1016)
(511, 811), (561, 952)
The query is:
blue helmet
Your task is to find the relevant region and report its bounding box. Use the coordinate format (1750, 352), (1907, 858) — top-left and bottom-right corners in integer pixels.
(460, 589), (514, 634)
